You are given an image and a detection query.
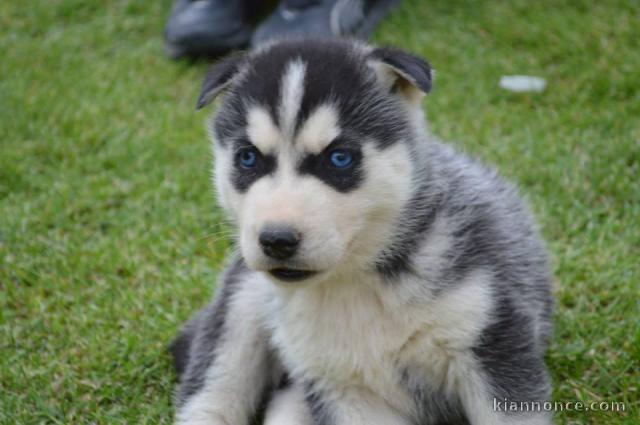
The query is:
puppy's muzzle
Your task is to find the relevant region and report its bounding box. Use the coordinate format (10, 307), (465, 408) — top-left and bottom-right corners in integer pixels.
(259, 224), (301, 260)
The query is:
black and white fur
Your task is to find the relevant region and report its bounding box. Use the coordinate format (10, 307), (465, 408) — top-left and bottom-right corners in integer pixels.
(171, 39), (554, 425)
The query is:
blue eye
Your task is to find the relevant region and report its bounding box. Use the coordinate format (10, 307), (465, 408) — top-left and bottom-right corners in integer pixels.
(238, 148), (258, 168)
(329, 149), (353, 168)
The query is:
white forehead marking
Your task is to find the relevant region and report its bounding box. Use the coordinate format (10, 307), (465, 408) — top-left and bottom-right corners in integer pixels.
(279, 59), (306, 141)
(246, 106), (281, 154)
(296, 104), (341, 154)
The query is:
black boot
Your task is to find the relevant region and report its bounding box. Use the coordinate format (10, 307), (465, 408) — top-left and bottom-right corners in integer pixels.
(251, 0), (400, 47)
(164, 0), (253, 59)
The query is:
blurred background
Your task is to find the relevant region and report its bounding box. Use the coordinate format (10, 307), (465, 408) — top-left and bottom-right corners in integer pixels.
(1, 0), (638, 423)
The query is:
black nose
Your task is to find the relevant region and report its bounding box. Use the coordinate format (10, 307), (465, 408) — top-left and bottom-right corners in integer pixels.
(259, 225), (300, 260)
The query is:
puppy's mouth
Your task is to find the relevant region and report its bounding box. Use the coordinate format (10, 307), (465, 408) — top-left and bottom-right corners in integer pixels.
(268, 268), (318, 282)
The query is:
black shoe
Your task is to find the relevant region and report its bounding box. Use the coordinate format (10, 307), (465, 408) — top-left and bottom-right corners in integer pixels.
(251, 0), (400, 47)
(164, 0), (253, 59)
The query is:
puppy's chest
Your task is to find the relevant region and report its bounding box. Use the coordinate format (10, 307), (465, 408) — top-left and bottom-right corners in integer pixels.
(266, 282), (475, 396)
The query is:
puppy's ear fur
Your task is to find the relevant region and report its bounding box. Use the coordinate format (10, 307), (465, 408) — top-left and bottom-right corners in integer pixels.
(196, 51), (246, 109)
(370, 47), (433, 102)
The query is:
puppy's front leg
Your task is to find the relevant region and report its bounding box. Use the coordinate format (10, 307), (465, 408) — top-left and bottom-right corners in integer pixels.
(175, 271), (274, 425)
(457, 368), (553, 425)
(306, 385), (412, 425)
(263, 384), (314, 425)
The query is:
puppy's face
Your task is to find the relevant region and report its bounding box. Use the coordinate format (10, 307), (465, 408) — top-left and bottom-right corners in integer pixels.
(199, 40), (432, 284)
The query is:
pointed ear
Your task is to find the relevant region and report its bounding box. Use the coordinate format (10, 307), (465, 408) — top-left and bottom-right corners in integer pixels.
(370, 47), (433, 99)
(196, 51), (247, 110)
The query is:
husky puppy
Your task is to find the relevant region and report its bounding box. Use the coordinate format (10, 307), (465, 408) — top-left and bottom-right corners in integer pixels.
(170, 39), (554, 425)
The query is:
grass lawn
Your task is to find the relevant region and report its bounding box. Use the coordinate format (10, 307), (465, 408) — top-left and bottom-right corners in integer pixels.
(1, 0), (638, 423)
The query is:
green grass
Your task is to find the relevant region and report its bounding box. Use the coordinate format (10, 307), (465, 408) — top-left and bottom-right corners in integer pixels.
(1, 0), (638, 423)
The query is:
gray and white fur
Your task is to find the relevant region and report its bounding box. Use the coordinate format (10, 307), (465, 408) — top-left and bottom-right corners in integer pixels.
(170, 38), (554, 425)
